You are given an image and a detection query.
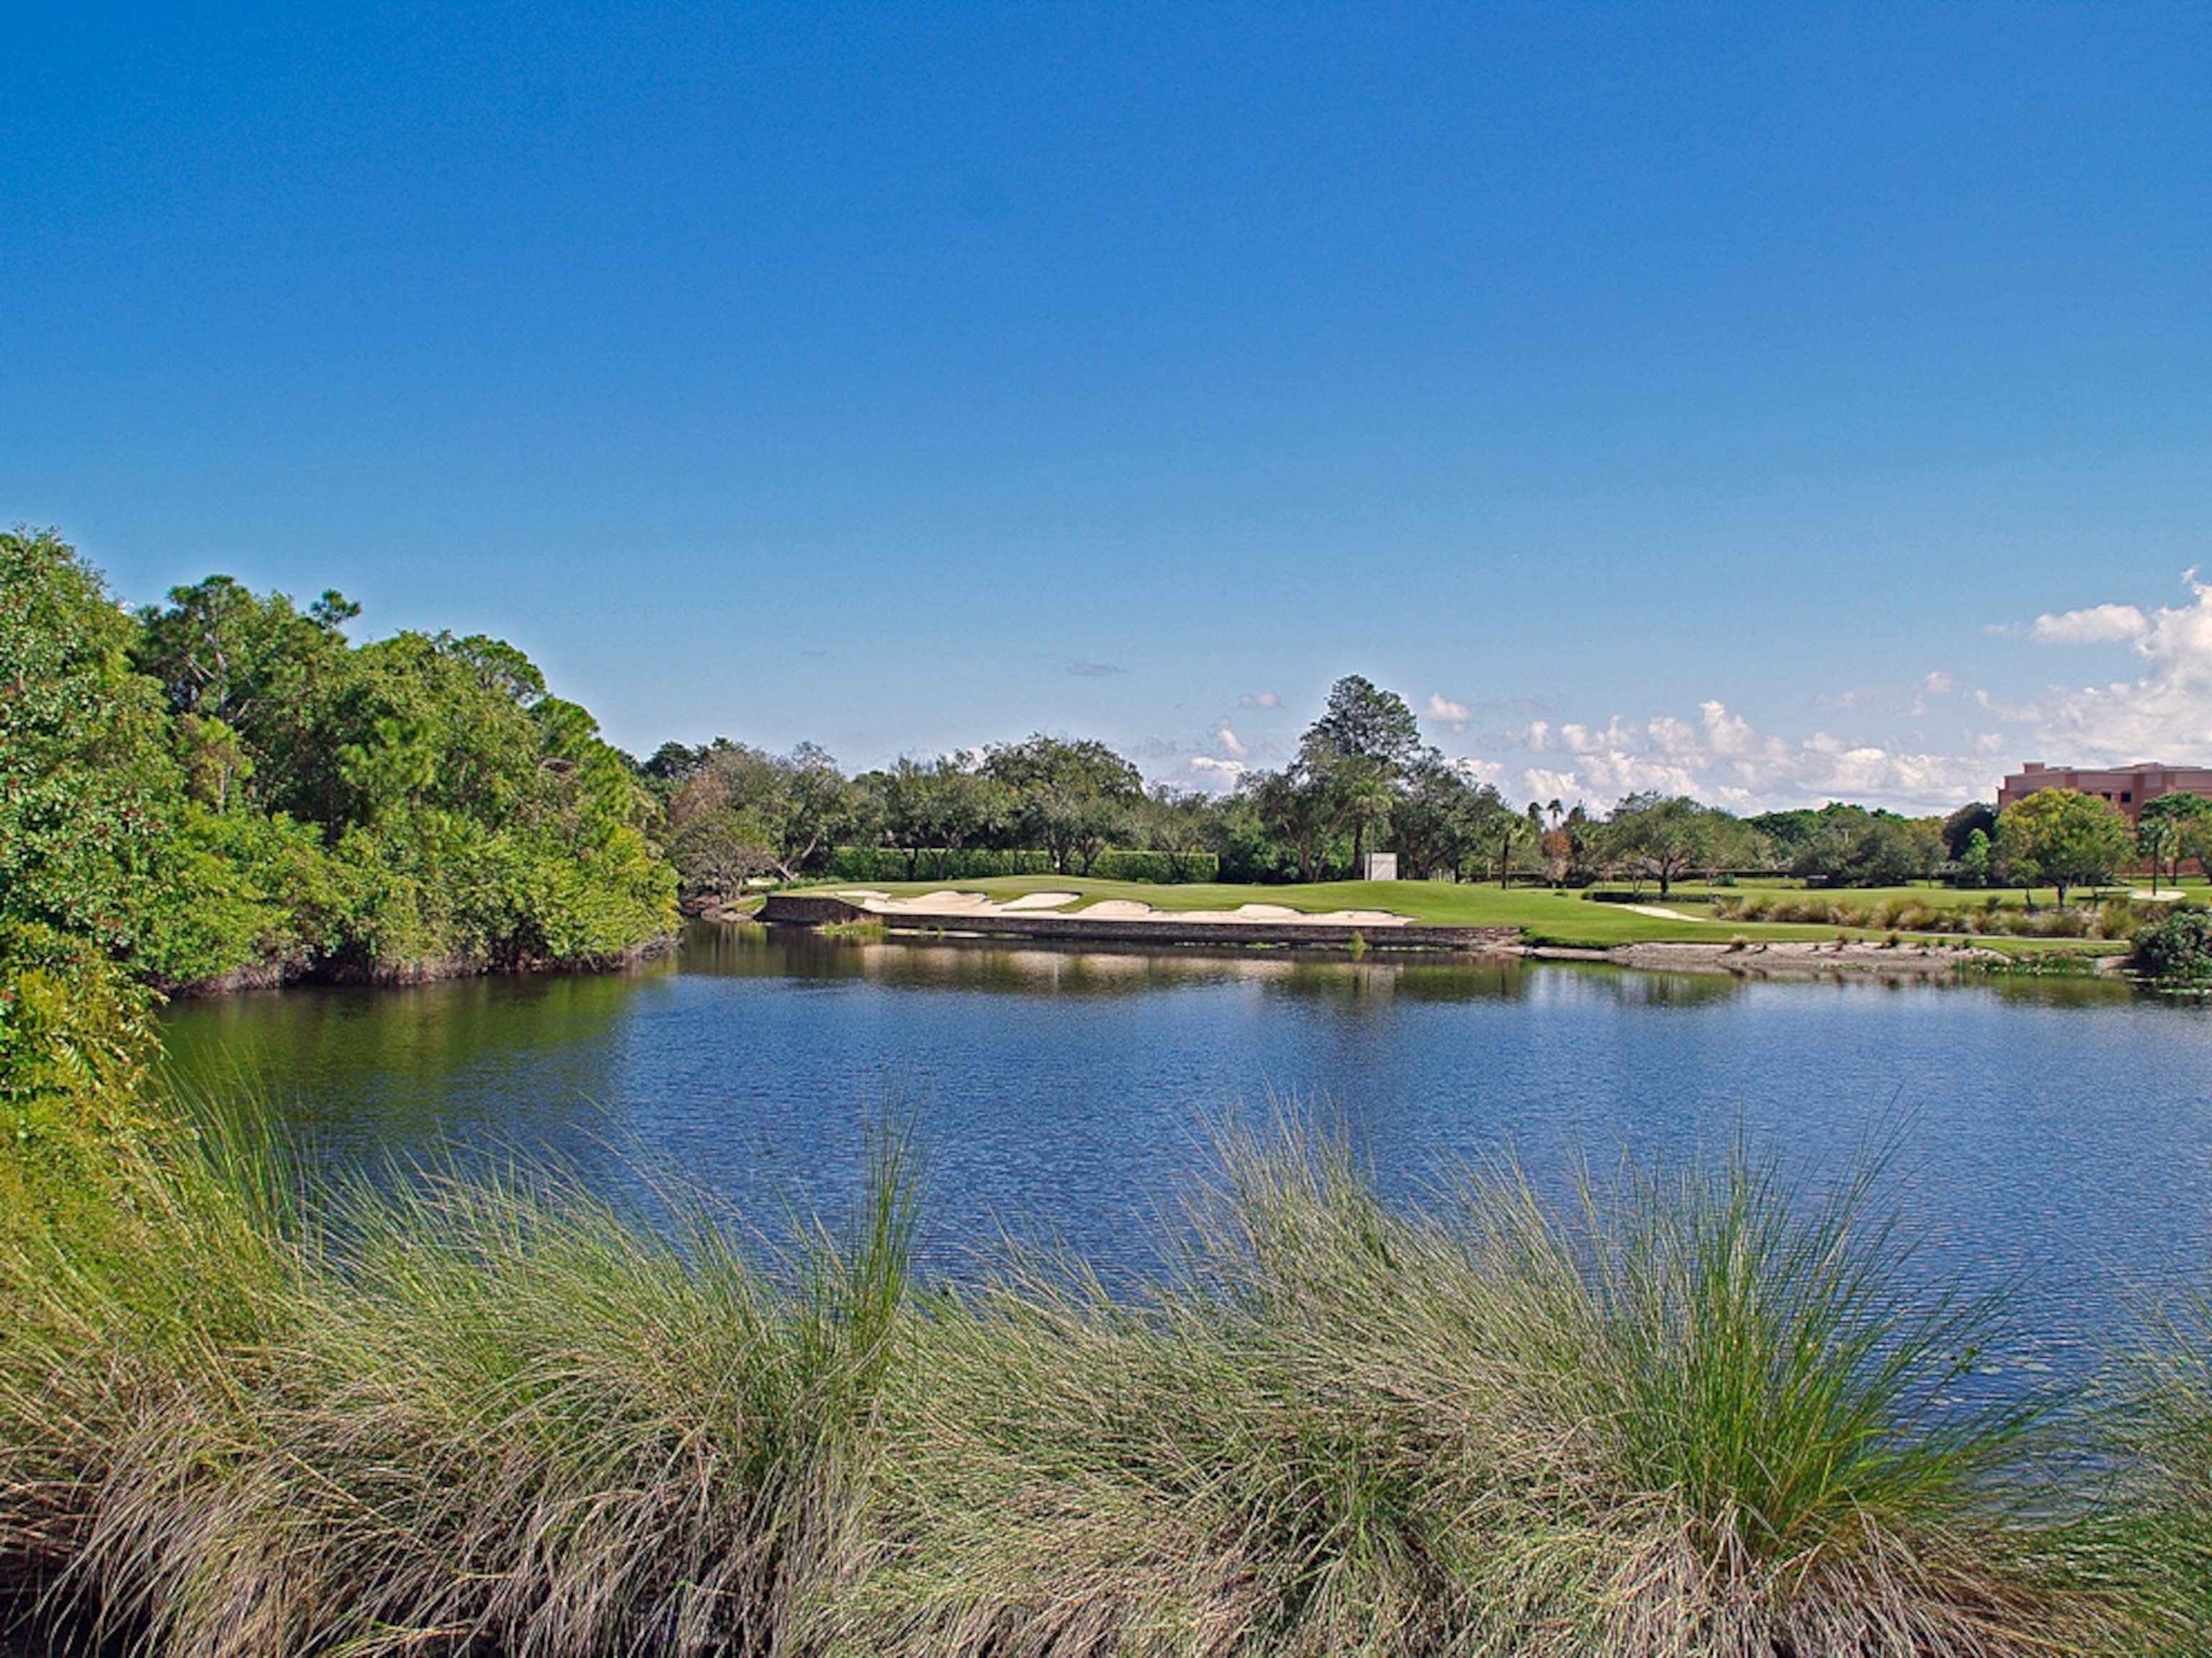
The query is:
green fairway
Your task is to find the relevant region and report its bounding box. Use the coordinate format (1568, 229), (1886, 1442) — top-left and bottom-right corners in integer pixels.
(790, 873), (2148, 953)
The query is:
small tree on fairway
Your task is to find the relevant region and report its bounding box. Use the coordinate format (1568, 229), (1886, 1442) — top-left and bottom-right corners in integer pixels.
(1601, 793), (1726, 899)
(2138, 792), (2212, 895)
(1995, 787), (2134, 908)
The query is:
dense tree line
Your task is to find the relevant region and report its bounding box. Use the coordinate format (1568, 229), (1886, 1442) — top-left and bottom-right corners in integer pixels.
(593, 691), (2177, 909)
(649, 673), (2189, 908)
(9, 530), (2185, 994)
(2, 530), (676, 989)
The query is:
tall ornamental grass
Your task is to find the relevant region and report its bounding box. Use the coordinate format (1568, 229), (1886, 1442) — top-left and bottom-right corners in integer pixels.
(0, 1097), (2185, 1655)
(832, 1128), (2137, 1657)
(2106, 1291), (2212, 1639)
(1, 1102), (917, 1658)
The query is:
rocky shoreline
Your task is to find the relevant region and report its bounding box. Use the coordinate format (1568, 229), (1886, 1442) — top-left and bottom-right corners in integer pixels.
(1532, 938), (2118, 980)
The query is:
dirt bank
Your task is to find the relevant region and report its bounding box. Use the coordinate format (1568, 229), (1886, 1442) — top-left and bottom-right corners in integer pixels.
(1531, 939), (2011, 980)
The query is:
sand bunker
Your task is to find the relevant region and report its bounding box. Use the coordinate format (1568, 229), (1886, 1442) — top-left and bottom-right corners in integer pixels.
(836, 890), (1413, 928)
(1621, 904), (1714, 922)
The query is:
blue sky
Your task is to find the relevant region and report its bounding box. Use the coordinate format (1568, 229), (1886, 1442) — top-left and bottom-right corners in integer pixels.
(7, 3), (2210, 810)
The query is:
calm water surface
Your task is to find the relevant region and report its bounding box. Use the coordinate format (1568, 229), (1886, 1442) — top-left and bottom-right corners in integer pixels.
(162, 924), (2212, 1370)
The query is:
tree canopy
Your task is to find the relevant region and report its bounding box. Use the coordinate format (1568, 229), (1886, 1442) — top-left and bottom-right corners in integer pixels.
(4, 530), (677, 989)
(1995, 789), (2134, 907)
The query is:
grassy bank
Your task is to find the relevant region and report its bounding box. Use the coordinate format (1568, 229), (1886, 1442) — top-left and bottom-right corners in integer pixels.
(6, 1088), (2212, 1652)
(791, 874), (2151, 955)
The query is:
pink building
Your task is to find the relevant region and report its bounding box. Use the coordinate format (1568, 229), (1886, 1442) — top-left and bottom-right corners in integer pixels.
(1997, 761), (2212, 827)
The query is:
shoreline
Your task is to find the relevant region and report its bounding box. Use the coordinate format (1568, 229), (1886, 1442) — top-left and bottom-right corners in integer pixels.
(161, 934), (680, 999)
(1531, 938), (2025, 980)
(756, 891), (2078, 982)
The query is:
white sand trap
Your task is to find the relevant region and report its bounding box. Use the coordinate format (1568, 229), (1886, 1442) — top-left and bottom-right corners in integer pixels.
(2130, 889), (2187, 902)
(1166, 905), (1410, 926)
(1623, 905), (1713, 922)
(868, 890), (999, 914)
(826, 887), (1417, 930)
(999, 892), (1082, 910)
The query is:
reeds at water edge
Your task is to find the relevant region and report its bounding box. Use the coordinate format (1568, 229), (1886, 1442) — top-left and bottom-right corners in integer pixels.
(4, 1095), (2210, 1656)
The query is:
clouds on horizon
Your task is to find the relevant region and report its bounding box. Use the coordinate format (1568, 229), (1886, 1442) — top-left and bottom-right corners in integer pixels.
(2030, 575), (2212, 764)
(1134, 574), (2212, 812)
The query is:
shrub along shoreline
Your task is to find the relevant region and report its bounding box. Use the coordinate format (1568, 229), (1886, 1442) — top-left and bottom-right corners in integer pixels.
(6, 949), (2212, 1656)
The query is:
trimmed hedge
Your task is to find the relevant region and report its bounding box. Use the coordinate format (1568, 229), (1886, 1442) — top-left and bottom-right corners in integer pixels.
(824, 848), (1220, 884)
(827, 848), (1056, 882)
(1088, 849), (1218, 884)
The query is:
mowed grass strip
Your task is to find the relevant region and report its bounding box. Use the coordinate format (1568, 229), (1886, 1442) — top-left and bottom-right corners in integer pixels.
(794, 874), (2149, 952)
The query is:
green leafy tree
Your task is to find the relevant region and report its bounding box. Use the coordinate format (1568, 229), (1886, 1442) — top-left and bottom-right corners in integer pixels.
(1787, 805), (1943, 888)
(1599, 794), (1738, 898)
(1295, 676), (1426, 876)
(1995, 788), (2134, 908)
(2138, 792), (2212, 895)
(865, 757), (1011, 880)
(1237, 767), (1336, 884)
(0, 529), (184, 960)
(1130, 786), (1224, 881)
(1390, 758), (1507, 882)
(1305, 674), (1424, 771)
(671, 806), (778, 901)
(983, 735), (1145, 876)
(1956, 827), (1993, 889)
(1941, 802), (1997, 861)
(667, 741), (862, 890)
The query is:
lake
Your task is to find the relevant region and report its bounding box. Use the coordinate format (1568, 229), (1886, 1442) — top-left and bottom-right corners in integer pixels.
(162, 923), (2212, 1375)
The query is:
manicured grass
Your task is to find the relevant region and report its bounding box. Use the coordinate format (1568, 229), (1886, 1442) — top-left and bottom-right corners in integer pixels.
(794, 874), (2141, 953)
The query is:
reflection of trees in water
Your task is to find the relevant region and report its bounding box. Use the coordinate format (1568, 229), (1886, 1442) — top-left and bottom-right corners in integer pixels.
(685, 923), (1552, 1003)
(1570, 968), (1744, 1009)
(158, 972), (643, 1148)
(1990, 974), (2136, 1010)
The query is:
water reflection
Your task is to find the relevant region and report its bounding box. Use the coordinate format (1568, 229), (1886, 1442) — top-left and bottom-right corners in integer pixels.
(161, 972), (647, 1166)
(672, 923), (1759, 1008)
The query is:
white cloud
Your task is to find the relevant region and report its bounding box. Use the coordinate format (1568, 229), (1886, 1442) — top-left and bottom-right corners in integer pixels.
(1122, 577), (2212, 810)
(2033, 575), (2212, 761)
(1133, 717), (1276, 794)
(1446, 700), (1990, 814)
(2031, 603), (2149, 645)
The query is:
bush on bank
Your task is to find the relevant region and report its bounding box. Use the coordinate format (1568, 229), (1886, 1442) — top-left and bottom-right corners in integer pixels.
(2133, 908), (2212, 985)
(1715, 889), (2159, 940)
(824, 846), (1222, 884)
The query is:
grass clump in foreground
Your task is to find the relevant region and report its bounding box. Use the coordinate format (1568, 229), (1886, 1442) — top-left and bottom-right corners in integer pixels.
(842, 1134), (2138, 1657)
(0, 1027), (2196, 1654)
